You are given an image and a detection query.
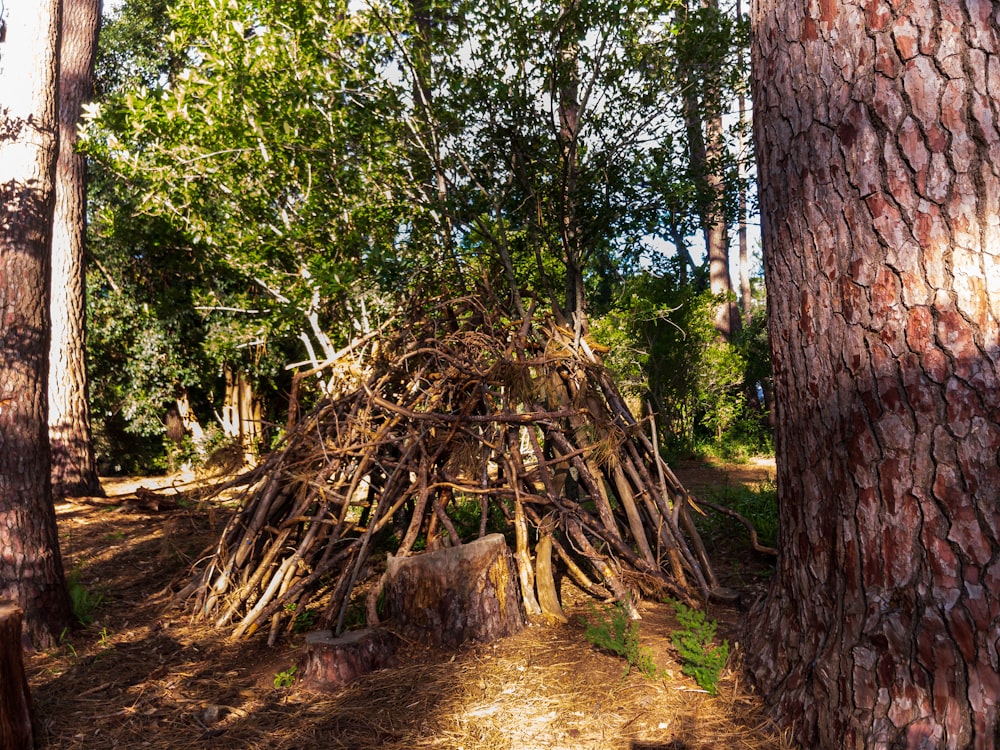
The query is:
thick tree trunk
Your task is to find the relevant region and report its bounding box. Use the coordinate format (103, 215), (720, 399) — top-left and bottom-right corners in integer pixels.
(0, 602), (36, 750)
(748, 1), (1000, 747)
(0, 0), (75, 648)
(50, 0), (104, 499)
(384, 533), (526, 648)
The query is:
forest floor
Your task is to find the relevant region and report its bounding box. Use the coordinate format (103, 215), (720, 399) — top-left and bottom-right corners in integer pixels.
(26, 456), (796, 750)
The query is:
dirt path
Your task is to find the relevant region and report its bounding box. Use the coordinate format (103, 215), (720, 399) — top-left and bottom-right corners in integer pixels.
(26, 464), (792, 750)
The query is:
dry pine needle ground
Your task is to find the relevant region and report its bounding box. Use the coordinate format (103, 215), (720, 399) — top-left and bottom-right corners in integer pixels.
(27, 471), (795, 750)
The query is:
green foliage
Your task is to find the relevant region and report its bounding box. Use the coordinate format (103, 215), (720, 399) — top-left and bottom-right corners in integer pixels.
(83, 0), (757, 462)
(292, 608), (319, 634)
(583, 600), (660, 679)
(703, 479), (778, 550)
(66, 568), (105, 625)
(273, 664), (297, 688)
(669, 601), (729, 695)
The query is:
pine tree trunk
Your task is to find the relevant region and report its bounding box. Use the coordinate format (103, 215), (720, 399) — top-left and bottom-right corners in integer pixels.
(0, 0), (75, 648)
(50, 0), (104, 499)
(384, 534), (526, 648)
(748, 1), (1000, 747)
(0, 602), (36, 750)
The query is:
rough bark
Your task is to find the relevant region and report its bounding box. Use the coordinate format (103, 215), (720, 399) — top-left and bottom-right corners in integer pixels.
(50, 0), (104, 499)
(299, 628), (398, 691)
(0, 0), (75, 648)
(0, 602), (36, 750)
(748, 1), (1000, 747)
(384, 533), (526, 648)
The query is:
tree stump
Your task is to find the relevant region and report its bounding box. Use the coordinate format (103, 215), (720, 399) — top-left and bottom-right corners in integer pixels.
(299, 628), (398, 690)
(0, 601), (36, 750)
(384, 533), (526, 647)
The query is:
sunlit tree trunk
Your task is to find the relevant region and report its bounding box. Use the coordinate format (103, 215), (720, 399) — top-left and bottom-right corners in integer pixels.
(0, 0), (74, 648)
(680, 0), (738, 339)
(735, 0), (751, 326)
(748, 0), (1000, 747)
(50, 0), (104, 499)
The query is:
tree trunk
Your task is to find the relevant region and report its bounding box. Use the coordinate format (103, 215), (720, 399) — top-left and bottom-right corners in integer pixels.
(0, 602), (36, 750)
(299, 628), (398, 691)
(50, 0), (104, 499)
(0, 0), (75, 648)
(384, 533), (526, 648)
(221, 367), (260, 465)
(681, 0), (738, 340)
(556, 0), (585, 329)
(748, 1), (1000, 747)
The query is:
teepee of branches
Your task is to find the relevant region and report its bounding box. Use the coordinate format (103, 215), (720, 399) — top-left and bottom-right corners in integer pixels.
(182, 292), (719, 643)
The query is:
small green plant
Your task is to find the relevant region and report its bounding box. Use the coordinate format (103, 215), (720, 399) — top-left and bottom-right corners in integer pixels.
(583, 599), (660, 679)
(669, 601), (729, 694)
(292, 608), (319, 633)
(273, 664), (297, 688)
(57, 628), (78, 659)
(66, 567), (104, 625)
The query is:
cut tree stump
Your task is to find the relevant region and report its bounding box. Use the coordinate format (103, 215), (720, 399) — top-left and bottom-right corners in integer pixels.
(299, 628), (398, 690)
(0, 601), (36, 750)
(384, 533), (526, 647)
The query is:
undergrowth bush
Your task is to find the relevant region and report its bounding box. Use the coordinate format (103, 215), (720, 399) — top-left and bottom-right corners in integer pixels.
(583, 599), (660, 679)
(669, 601), (729, 694)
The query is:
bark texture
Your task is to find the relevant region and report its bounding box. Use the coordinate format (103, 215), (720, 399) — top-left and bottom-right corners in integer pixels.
(299, 628), (398, 690)
(50, 0), (104, 499)
(0, 602), (36, 750)
(748, 1), (1000, 747)
(0, 0), (74, 647)
(384, 533), (526, 648)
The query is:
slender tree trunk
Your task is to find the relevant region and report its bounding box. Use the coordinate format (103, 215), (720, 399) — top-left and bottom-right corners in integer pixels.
(50, 0), (104, 499)
(556, 0), (585, 330)
(735, 0), (751, 326)
(748, 1), (1000, 747)
(0, 0), (74, 648)
(704, 111), (737, 339)
(680, 0), (737, 339)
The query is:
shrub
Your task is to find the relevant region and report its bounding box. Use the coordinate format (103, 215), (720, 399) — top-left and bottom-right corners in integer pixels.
(583, 599), (661, 679)
(669, 601), (729, 694)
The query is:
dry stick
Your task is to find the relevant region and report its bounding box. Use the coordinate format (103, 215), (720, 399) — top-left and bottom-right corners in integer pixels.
(609, 462), (658, 568)
(331, 437), (425, 635)
(431, 489), (462, 547)
(543, 426), (621, 542)
(240, 542), (359, 638)
(520, 426), (665, 593)
(521, 505), (611, 599)
(695, 496), (778, 557)
(214, 526), (293, 628)
(506, 436), (542, 617)
(564, 517), (640, 619)
(396, 458), (432, 557)
(620, 437), (711, 598)
(261, 500), (332, 641)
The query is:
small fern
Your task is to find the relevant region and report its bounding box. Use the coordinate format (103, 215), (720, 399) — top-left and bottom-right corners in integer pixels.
(669, 601), (729, 694)
(584, 599), (660, 679)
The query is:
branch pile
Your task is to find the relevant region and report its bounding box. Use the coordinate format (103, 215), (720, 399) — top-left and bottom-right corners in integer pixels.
(183, 293), (718, 643)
